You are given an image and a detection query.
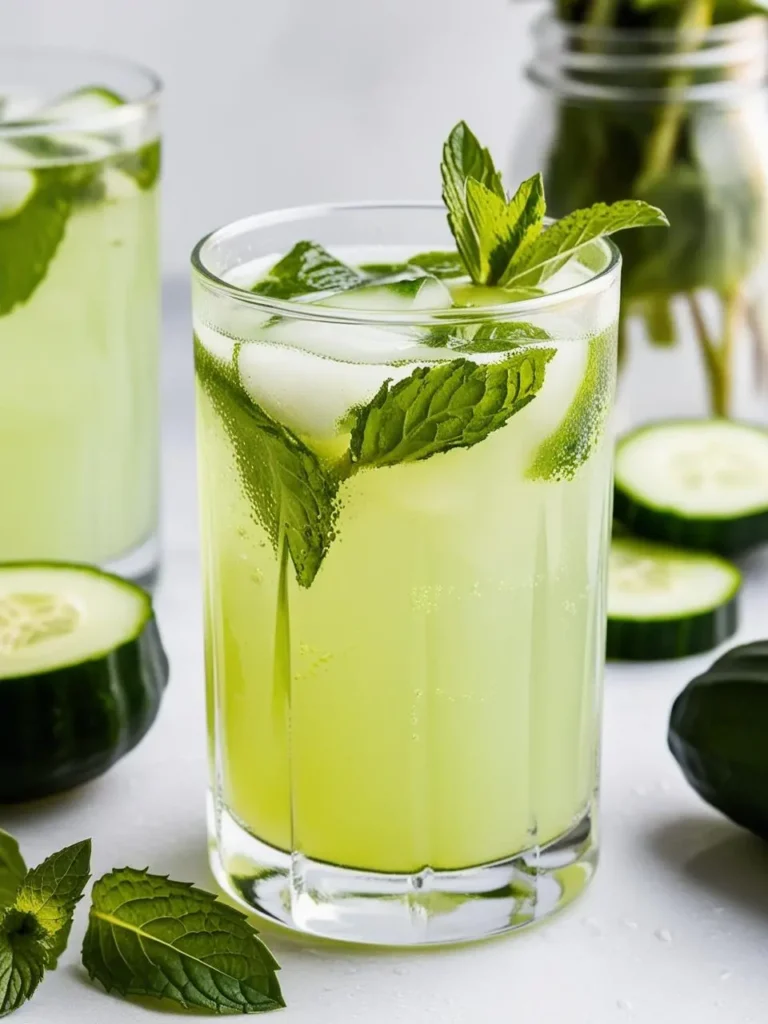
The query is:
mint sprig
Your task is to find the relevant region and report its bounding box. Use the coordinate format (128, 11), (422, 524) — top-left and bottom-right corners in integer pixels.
(0, 839), (91, 1017)
(440, 120), (668, 287)
(82, 868), (284, 1015)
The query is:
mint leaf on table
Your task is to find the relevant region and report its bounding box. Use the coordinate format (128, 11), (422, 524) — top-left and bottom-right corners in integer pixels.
(465, 174), (546, 287)
(251, 240), (362, 299)
(0, 839), (91, 1017)
(441, 120), (506, 283)
(0, 834), (25, 911)
(14, 839), (91, 969)
(195, 337), (338, 588)
(349, 348), (555, 470)
(500, 200), (669, 289)
(81, 868), (284, 1015)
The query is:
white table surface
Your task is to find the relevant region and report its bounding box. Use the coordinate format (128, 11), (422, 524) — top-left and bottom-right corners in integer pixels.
(4, 279), (768, 1024)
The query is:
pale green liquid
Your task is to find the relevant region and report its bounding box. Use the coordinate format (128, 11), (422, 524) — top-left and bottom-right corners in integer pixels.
(199, 263), (615, 874)
(0, 164), (159, 564)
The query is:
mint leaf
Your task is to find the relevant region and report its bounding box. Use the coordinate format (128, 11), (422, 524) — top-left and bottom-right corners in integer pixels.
(528, 327), (616, 481)
(501, 200), (669, 288)
(0, 912), (48, 1017)
(0, 839), (91, 1016)
(0, 168), (71, 316)
(14, 839), (91, 968)
(465, 174), (546, 285)
(82, 868), (284, 1015)
(114, 139), (161, 191)
(196, 337), (337, 588)
(441, 121), (506, 283)
(251, 240), (362, 299)
(0, 833), (25, 910)
(350, 349), (555, 470)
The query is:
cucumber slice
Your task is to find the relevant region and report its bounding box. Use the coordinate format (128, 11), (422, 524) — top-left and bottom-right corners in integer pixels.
(614, 420), (768, 556)
(0, 169), (35, 218)
(0, 563), (168, 803)
(607, 537), (741, 661)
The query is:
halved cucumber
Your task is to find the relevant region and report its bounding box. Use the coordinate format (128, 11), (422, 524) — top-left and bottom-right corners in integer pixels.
(607, 537), (741, 661)
(614, 420), (768, 556)
(0, 563), (168, 803)
(34, 85), (124, 124)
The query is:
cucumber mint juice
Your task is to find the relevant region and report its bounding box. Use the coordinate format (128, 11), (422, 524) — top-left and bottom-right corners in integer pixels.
(194, 123), (667, 945)
(0, 67), (160, 574)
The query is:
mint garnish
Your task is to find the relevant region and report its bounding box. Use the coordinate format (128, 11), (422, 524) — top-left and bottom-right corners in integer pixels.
(0, 839), (91, 1016)
(439, 120), (668, 288)
(0, 832), (25, 910)
(196, 339), (338, 588)
(81, 868), (284, 1015)
(251, 239), (363, 299)
(501, 200), (670, 289)
(350, 349), (554, 469)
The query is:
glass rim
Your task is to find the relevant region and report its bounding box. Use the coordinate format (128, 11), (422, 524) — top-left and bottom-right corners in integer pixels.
(0, 46), (162, 138)
(191, 200), (622, 328)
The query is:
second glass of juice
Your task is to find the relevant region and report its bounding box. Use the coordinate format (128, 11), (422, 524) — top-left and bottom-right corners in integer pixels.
(0, 51), (161, 579)
(194, 203), (620, 945)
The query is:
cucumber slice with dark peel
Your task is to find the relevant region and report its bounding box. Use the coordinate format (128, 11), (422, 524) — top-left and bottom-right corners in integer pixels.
(607, 537), (741, 661)
(669, 641), (768, 841)
(614, 420), (768, 556)
(0, 563), (168, 803)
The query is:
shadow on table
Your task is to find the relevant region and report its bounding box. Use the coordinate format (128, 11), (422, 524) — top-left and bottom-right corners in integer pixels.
(646, 814), (768, 924)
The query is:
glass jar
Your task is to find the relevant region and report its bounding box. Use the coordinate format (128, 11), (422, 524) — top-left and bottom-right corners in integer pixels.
(193, 201), (620, 945)
(512, 16), (768, 427)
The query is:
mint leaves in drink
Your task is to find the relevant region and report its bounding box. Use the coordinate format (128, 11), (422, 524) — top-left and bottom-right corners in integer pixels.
(0, 839), (91, 1017)
(252, 239), (363, 299)
(350, 350), (554, 470)
(0, 829), (284, 1017)
(82, 868), (284, 1014)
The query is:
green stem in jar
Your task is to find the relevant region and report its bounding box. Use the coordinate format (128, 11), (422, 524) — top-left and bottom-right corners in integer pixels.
(635, 0), (715, 194)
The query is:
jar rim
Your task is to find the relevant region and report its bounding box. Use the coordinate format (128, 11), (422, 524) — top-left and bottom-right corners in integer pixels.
(527, 13), (768, 104)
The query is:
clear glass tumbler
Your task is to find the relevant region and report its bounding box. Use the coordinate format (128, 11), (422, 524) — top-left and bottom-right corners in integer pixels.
(193, 202), (619, 946)
(0, 50), (162, 581)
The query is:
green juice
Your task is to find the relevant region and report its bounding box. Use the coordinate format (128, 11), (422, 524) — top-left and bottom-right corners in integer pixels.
(0, 114), (160, 566)
(197, 251), (616, 876)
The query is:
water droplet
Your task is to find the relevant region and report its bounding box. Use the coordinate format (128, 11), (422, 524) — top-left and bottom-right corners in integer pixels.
(713, 906), (726, 915)
(655, 928), (673, 943)
(344, 964), (359, 975)
(617, 999), (634, 1012)
(720, 970), (732, 982)
(632, 784), (648, 797)
(622, 918), (639, 930)
(393, 966), (408, 976)
(659, 780), (672, 793)
(323, 984), (334, 992)
(583, 916), (602, 936)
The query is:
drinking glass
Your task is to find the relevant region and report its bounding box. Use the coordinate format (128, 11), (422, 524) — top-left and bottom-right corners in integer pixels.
(193, 202), (619, 945)
(0, 50), (162, 581)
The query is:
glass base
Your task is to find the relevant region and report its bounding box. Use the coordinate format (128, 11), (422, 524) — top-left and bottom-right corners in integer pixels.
(208, 799), (598, 947)
(104, 532), (160, 590)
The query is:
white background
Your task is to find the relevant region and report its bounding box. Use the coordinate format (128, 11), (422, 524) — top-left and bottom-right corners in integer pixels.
(3, 0), (539, 273)
(3, 6), (768, 1022)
